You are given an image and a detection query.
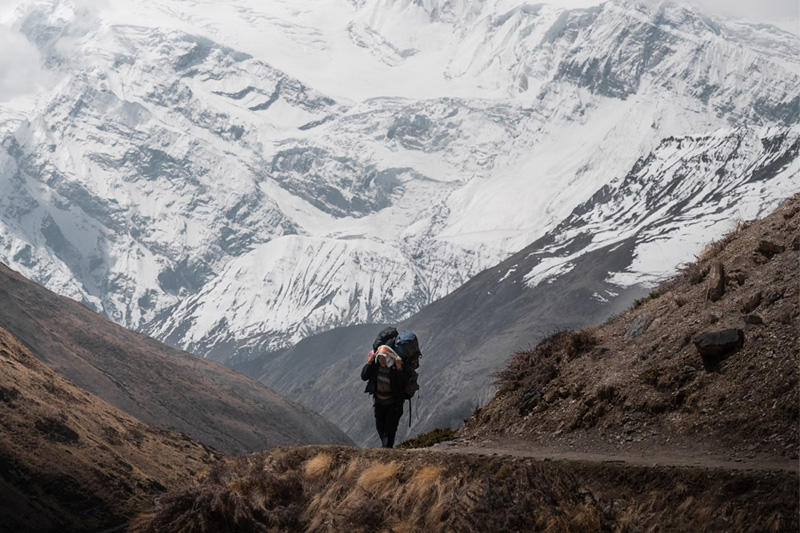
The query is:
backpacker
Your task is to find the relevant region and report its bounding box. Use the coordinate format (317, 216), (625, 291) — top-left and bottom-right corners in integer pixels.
(371, 328), (421, 399)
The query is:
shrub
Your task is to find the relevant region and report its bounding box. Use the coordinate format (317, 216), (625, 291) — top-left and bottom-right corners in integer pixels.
(492, 328), (598, 391)
(397, 428), (456, 449)
(697, 220), (749, 262)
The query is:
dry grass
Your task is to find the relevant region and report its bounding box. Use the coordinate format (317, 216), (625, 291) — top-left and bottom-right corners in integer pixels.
(766, 511), (785, 532)
(492, 327), (599, 392)
(303, 453), (333, 478)
(356, 461), (399, 493)
(133, 445), (799, 533)
(133, 446), (624, 532)
(697, 220), (750, 262)
(406, 465), (442, 497)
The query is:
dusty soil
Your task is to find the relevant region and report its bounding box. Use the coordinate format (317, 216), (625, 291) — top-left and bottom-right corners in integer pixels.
(0, 326), (223, 532)
(461, 194), (799, 463)
(430, 439), (799, 472)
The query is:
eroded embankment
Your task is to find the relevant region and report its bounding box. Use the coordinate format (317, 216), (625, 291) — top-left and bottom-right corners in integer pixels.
(132, 445), (798, 532)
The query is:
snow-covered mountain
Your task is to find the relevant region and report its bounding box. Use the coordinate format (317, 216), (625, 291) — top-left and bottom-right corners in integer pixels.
(0, 0), (798, 366)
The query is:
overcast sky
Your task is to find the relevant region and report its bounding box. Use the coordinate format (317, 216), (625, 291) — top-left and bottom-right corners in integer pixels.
(688, 0), (799, 33)
(0, 0), (797, 102)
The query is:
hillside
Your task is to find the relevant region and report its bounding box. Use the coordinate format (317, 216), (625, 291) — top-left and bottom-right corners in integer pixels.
(0, 262), (354, 455)
(0, 325), (222, 532)
(459, 194), (799, 460)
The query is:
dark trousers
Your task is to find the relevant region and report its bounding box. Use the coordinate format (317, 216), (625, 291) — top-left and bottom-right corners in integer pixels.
(374, 402), (404, 448)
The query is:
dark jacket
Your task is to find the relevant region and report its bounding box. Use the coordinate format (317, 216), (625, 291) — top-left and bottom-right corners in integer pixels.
(361, 362), (410, 405)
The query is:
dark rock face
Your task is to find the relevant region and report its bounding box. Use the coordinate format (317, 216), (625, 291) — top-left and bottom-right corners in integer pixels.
(693, 329), (745, 371)
(742, 314), (764, 325)
(625, 313), (650, 340)
(706, 263), (726, 302)
(758, 240), (785, 257)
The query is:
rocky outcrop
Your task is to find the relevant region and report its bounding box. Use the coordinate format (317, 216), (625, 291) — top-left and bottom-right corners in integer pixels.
(706, 262), (727, 302)
(741, 292), (762, 313)
(625, 313), (650, 340)
(693, 329), (745, 370)
(758, 240), (785, 257)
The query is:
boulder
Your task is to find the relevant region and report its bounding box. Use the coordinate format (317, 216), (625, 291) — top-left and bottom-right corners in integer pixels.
(706, 262), (726, 302)
(758, 240), (785, 257)
(693, 329), (745, 371)
(672, 293), (688, 307)
(625, 313), (650, 340)
(543, 389), (559, 404)
(741, 291), (762, 313)
(742, 314), (763, 325)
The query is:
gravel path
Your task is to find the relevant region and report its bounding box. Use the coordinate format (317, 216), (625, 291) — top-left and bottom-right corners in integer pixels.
(421, 439), (799, 472)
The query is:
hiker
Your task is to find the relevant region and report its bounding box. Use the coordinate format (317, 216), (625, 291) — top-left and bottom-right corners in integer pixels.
(361, 344), (411, 448)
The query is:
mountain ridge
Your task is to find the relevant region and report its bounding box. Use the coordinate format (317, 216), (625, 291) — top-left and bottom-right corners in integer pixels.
(0, 324), (223, 532)
(0, 261), (354, 454)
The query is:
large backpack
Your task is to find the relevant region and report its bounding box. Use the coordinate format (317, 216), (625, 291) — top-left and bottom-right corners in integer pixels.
(372, 327), (399, 352)
(394, 330), (421, 400)
(394, 330), (421, 370)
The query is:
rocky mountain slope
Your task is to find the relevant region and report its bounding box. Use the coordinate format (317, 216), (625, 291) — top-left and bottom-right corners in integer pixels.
(0, 325), (222, 532)
(0, 262), (353, 455)
(0, 0), (798, 366)
(237, 133), (797, 445)
(460, 193), (799, 459)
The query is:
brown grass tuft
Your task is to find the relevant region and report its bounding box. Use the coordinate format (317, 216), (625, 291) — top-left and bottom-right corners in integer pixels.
(570, 503), (602, 532)
(303, 453), (333, 479)
(676, 495), (695, 514)
(357, 461), (399, 493)
(766, 511), (785, 532)
(404, 465), (442, 499)
(614, 507), (635, 532)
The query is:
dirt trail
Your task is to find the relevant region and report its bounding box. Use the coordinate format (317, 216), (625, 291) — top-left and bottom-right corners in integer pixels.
(421, 439), (799, 473)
